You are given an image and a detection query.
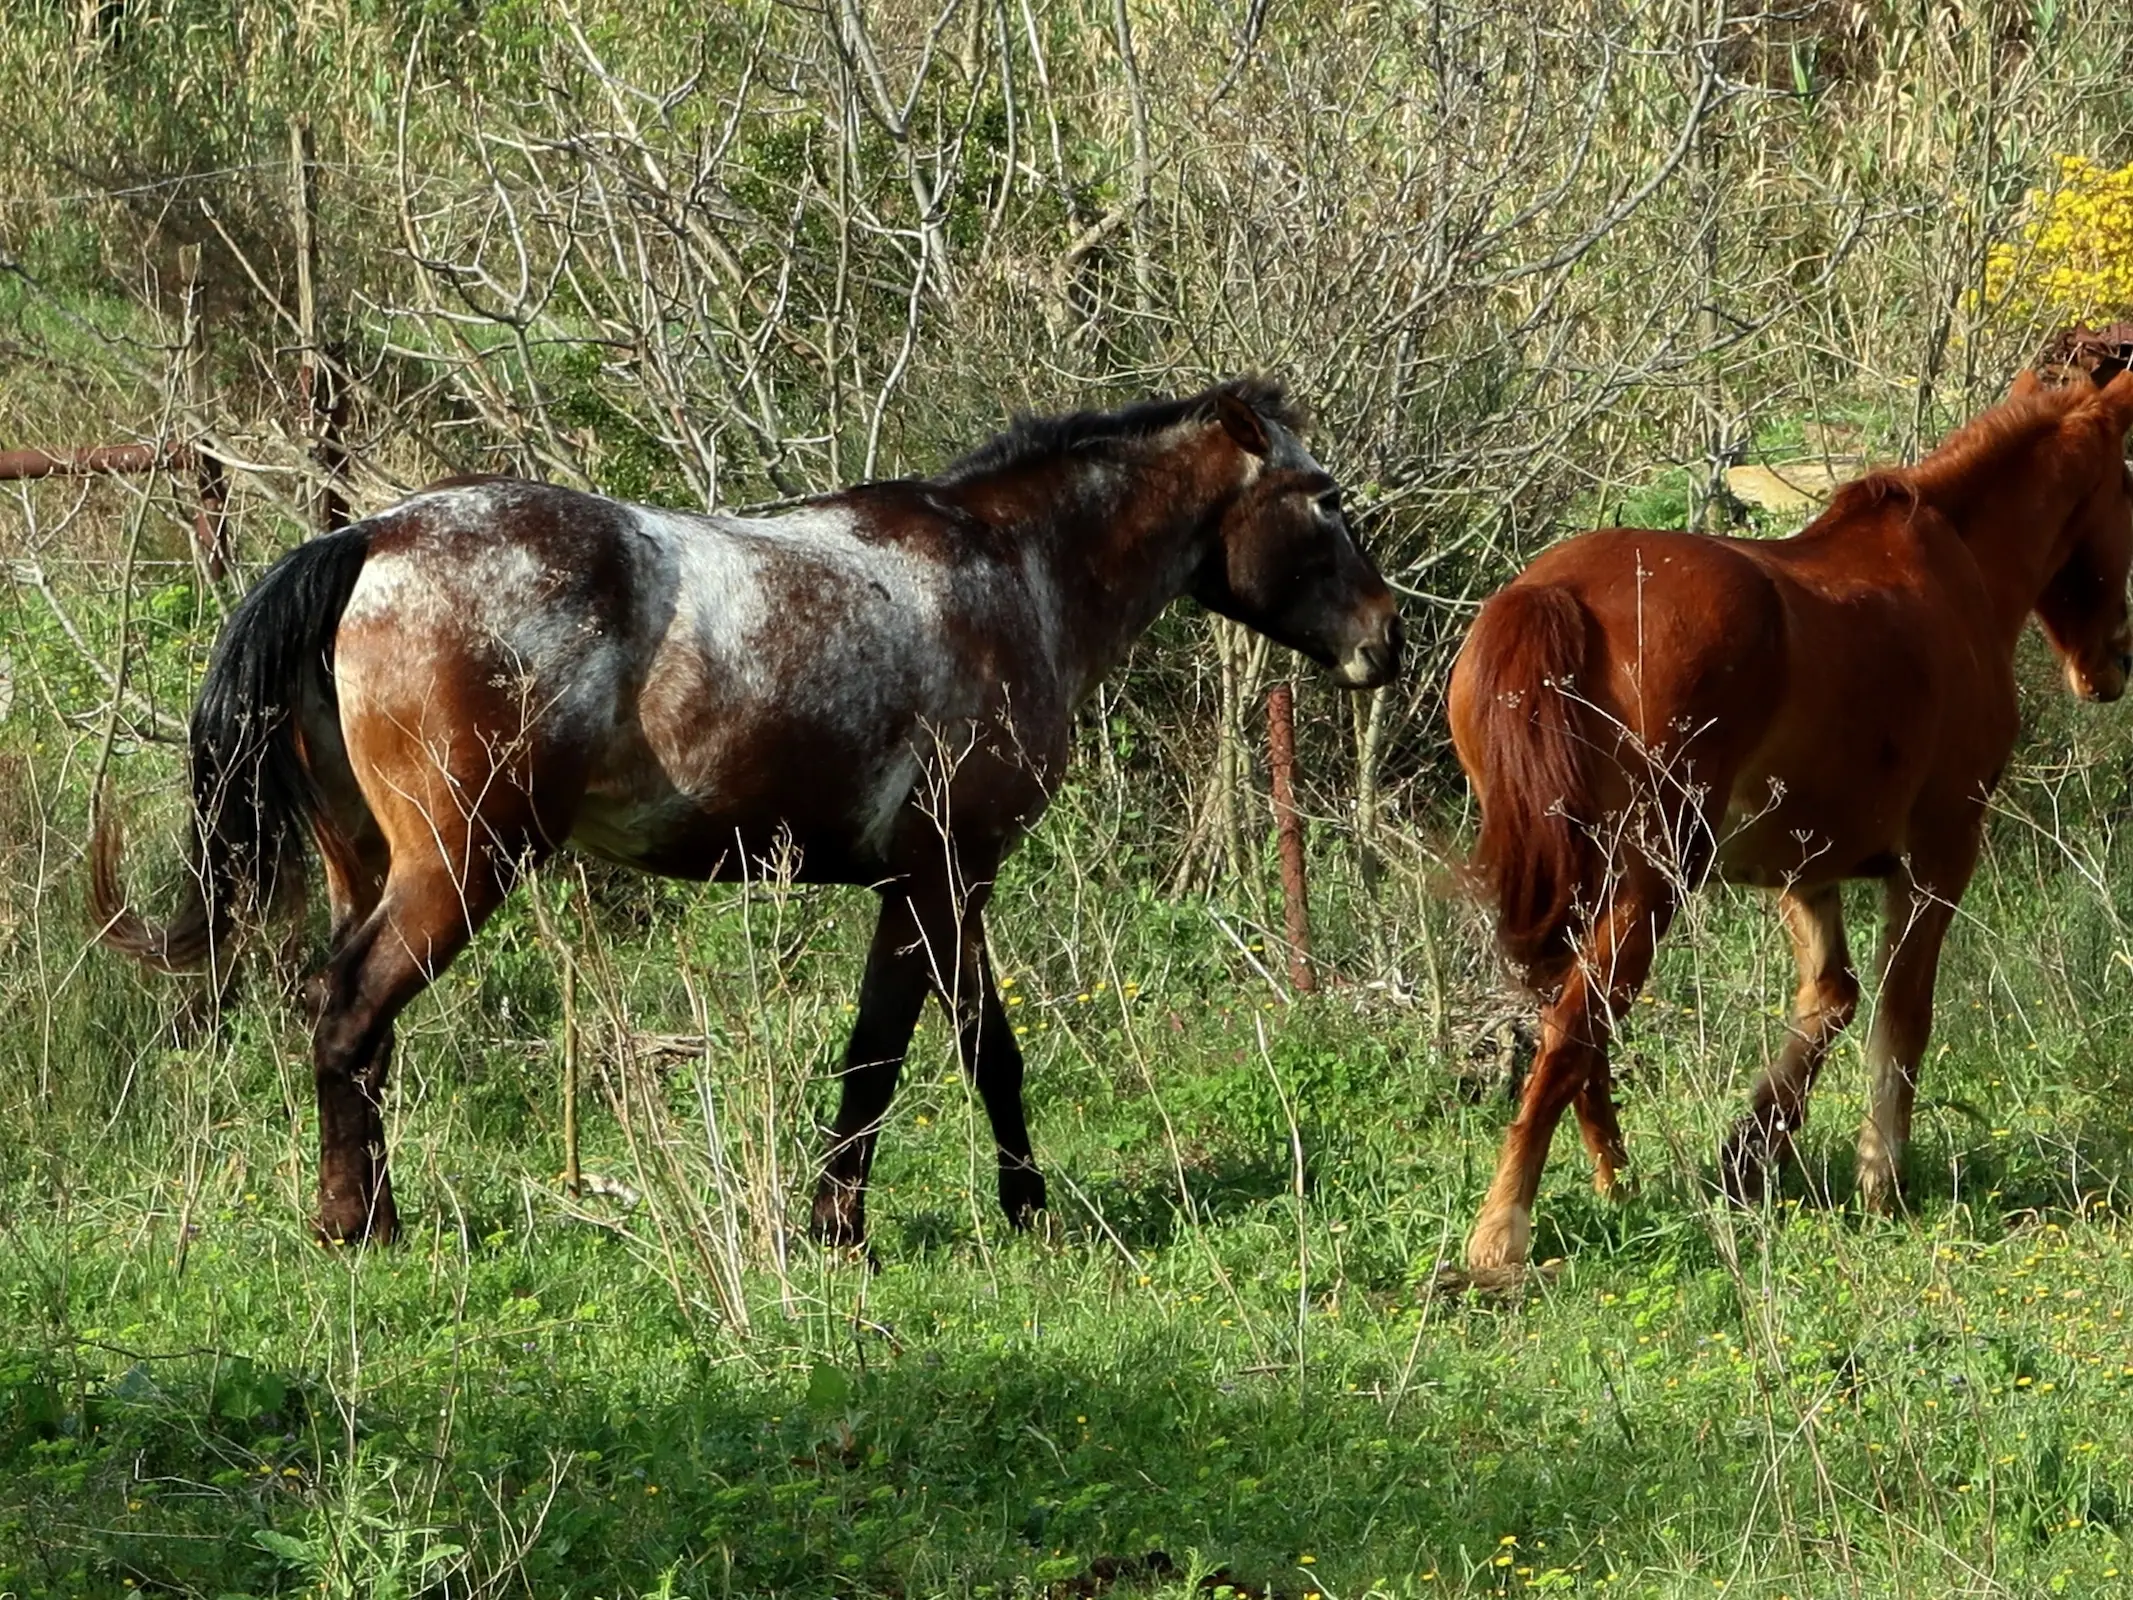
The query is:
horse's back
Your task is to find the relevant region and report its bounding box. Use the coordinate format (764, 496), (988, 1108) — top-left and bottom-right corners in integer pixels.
(1480, 522), (1982, 887)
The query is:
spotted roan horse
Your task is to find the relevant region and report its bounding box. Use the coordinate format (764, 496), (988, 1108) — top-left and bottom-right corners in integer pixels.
(1451, 371), (2133, 1273)
(93, 379), (1401, 1249)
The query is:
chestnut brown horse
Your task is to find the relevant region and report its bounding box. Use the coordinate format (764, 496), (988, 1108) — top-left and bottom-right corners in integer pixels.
(93, 378), (1401, 1248)
(1451, 371), (2133, 1271)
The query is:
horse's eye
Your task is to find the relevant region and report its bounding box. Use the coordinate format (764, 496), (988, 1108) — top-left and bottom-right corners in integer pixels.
(1313, 491), (1344, 524)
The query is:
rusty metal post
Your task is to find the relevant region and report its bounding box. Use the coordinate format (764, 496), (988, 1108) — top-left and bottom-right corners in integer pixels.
(1265, 681), (1315, 995)
(193, 452), (229, 576)
(177, 244), (229, 578)
(291, 117), (348, 533)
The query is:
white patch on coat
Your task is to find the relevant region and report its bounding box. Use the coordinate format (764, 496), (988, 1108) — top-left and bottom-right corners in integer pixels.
(338, 488), (634, 763)
(615, 500), (985, 858)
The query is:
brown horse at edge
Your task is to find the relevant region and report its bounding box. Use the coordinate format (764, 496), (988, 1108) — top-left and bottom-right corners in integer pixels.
(1451, 371), (2133, 1271)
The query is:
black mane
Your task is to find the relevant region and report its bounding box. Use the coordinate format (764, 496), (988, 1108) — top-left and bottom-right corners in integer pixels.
(933, 376), (1306, 484)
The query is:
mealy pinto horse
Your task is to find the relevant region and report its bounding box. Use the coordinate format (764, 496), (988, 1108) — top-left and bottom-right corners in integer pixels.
(1451, 370), (2133, 1271)
(94, 379), (1401, 1247)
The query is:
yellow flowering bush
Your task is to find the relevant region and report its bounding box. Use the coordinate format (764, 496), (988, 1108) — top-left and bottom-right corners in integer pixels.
(1982, 154), (2133, 321)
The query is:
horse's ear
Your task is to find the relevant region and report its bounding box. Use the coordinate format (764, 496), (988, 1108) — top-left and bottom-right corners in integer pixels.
(2010, 368), (2044, 400)
(2100, 369), (2133, 434)
(1214, 391), (1271, 457)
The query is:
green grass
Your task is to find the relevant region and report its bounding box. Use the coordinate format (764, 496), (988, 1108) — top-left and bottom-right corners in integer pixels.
(7, 788), (2133, 1598)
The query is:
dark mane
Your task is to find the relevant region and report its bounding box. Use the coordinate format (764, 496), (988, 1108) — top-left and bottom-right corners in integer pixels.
(933, 376), (1306, 484)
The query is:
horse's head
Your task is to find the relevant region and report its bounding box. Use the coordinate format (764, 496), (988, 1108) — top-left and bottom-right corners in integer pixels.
(2030, 369), (2133, 703)
(1191, 390), (1402, 689)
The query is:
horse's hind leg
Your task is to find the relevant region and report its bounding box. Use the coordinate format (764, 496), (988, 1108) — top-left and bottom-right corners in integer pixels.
(1720, 883), (1859, 1202)
(1468, 870), (1673, 1272)
(1573, 1056), (1630, 1199)
(300, 812), (389, 1026)
(310, 708), (572, 1242)
(310, 851), (523, 1243)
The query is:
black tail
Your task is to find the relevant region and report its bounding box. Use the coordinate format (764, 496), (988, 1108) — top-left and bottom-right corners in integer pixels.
(92, 524), (375, 974)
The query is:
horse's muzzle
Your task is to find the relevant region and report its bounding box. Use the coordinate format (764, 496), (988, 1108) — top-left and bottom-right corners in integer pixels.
(1335, 610), (1403, 689)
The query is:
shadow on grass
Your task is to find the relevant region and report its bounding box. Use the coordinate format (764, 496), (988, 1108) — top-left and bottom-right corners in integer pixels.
(2, 1301), (1665, 1600)
(878, 1152), (1309, 1263)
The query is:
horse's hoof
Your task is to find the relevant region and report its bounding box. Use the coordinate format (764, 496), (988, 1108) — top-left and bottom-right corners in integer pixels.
(1856, 1169), (1901, 1217)
(1719, 1120), (1793, 1207)
(1718, 1147), (1768, 1207)
(1464, 1204), (1531, 1272)
(1428, 1257), (1557, 1301)
(314, 1203), (397, 1247)
(999, 1164), (1048, 1230)
(810, 1234), (879, 1271)
(808, 1188), (867, 1251)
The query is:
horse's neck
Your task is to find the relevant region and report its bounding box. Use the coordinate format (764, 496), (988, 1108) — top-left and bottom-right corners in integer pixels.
(1934, 459), (2083, 634)
(973, 445), (1231, 694)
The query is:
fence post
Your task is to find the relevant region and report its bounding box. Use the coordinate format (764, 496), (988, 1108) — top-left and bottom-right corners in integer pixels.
(1265, 681), (1315, 995)
(290, 117), (347, 533)
(177, 244), (229, 577)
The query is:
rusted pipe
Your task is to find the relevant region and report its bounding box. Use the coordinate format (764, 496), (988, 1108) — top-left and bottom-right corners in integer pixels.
(1266, 681), (1315, 995)
(0, 443), (191, 481)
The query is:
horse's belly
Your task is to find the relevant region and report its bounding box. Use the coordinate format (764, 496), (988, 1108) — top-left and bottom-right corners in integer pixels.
(569, 807), (885, 883)
(1712, 766), (1910, 887)
(569, 725), (917, 884)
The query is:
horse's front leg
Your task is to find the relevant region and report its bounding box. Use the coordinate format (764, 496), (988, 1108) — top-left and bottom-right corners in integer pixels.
(941, 905), (1045, 1230)
(1857, 862), (1968, 1214)
(810, 891), (930, 1248)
